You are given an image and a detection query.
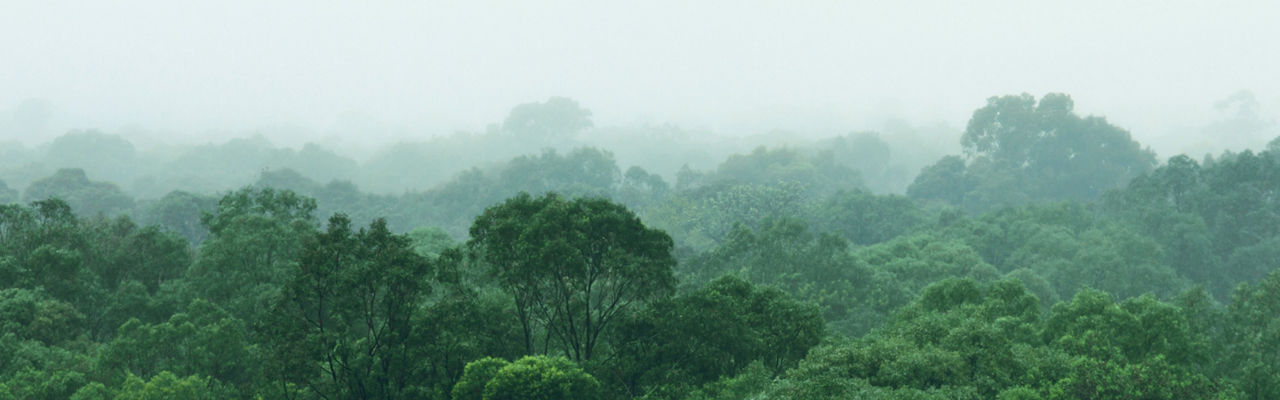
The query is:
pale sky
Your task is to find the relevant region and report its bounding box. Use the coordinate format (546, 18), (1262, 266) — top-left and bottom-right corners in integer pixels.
(2, 0), (1278, 156)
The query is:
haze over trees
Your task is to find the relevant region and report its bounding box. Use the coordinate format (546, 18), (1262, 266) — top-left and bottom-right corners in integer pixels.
(3, 93), (1280, 399)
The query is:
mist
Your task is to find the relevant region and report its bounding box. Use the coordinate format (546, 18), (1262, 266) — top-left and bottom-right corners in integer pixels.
(3, 1), (1277, 158)
(10, 2), (1280, 398)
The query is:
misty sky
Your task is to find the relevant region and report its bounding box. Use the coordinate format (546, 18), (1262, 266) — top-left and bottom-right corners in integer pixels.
(2, 1), (1278, 156)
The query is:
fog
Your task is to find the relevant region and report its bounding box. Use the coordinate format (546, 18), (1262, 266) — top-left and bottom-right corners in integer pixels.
(2, 1), (1278, 158)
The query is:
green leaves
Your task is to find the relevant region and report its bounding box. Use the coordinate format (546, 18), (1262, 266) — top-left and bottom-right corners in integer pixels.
(267, 213), (434, 399)
(470, 193), (676, 361)
(453, 356), (600, 400)
(610, 275), (825, 397)
(912, 93), (1156, 212)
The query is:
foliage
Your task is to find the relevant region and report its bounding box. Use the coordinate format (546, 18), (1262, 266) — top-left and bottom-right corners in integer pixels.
(265, 214), (434, 399)
(482, 356), (601, 400)
(469, 193), (676, 360)
(909, 93), (1157, 212)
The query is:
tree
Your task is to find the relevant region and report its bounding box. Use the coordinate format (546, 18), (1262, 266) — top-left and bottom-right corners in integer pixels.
(266, 214), (433, 399)
(909, 93), (1157, 212)
(22, 169), (134, 217)
(609, 275), (824, 398)
(502, 97), (593, 141)
(133, 191), (219, 245)
(452, 357), (512, 400)
(469, 193), (676, 361)
(481, 356), (601, 400)
(98, 300), (259, 397)
(712, 146), (862, 196)
(187, 187), (317, 322)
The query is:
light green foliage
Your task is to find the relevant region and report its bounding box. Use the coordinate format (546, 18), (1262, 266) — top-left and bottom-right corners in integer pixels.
(22, 169), (135, 217)
(453, 357), (511, 400)
(679, 362), (772, 400)
(110, 371), (234, 400)
(403, 147), (626, 238)
(940, 204), (1188, 300)
(155, 135), (357, 196)
(482, 356), (601, 400)
(1047, 356), (1218, 400)
(1, 367), (88, 400)
(42, 131), (141, 187)
(646, 182), (806, 250)
(858, 234), (1000, 294)
(909, 93), (1156, 212)
(617, 166), (671, 209)
(406, 225), (456, 258)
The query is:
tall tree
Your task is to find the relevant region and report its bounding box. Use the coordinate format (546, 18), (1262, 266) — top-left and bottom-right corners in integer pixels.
(266, 214), (433, 399)
(909, 93), (1157, 212)
(502, 97), (593, 141)
(469, 193), (676, 361)
(187, 187), (317, 322)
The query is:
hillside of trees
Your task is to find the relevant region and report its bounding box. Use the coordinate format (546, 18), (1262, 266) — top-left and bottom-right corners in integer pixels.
(3, 94), (1280, 399)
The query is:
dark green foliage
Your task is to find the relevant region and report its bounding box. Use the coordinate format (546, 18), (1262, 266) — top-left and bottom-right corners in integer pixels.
(5, 94), (1280, 399)
(1106, 147), (1280, 300)
(609, 276), (824, 398)
(469, 193), (676, 360)
(98, 300), (258, 396)
(187, 187), (316, 322)
(1219, 269), (1280, 398)
(265, 214), (433, 399)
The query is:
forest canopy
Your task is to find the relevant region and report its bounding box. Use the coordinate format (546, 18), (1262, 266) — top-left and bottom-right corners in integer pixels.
(2, 93), (1279, 399)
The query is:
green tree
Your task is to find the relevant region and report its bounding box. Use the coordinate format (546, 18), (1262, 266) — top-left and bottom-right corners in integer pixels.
(609, 275), (824, 398)
(481, 356), (600, 400)
(909, 93), (1156, 212)
(502, 97), (593, 141)
(266, 214), (433, 399)
(469, 193), (676, 361)
(452, 357), (511, 400)
(133, 191), (219, 245)
(187, 187), (316, 321)
(22, 169), (134, 217)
